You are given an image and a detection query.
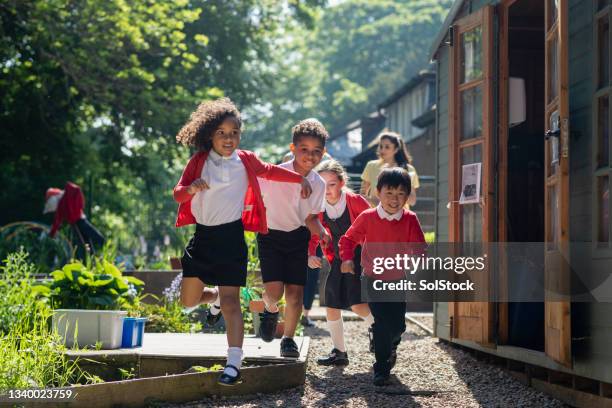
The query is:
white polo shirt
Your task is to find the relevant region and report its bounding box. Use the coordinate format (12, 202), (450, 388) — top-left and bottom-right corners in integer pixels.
(258, 160), (326, 232)
(191, 149), (248, 226)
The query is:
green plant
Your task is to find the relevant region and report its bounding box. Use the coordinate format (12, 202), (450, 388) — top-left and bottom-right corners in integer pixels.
(0, 299), (91, 391)
(244, 232), (260, 273)
(188, 364), (223, 373)
(133, 294), (202, 333)
(45, 259), (144, 310)
(0, 223), (73, 274)
(424, 231), (436, 244)
(0, 250), (51, 334)
(118, 367), (136, 380)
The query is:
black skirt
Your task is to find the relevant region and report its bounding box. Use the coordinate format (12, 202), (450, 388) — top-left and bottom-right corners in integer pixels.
(321, 255), (364, 310)
(181, 219), (248, 287)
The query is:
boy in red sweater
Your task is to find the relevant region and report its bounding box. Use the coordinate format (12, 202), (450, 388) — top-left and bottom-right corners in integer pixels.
(339, 167), (426, 386)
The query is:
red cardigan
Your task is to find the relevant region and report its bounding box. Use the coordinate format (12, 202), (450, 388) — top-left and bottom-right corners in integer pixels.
(173, 149), (303, 233)
(308, 191), (370, 262)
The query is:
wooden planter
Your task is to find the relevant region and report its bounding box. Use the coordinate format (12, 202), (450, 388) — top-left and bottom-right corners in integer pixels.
(169, 257), (182, 270)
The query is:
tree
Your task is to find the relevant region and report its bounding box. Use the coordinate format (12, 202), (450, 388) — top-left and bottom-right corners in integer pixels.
(243, 0), (452, 158)
(0, 0), (325, 257)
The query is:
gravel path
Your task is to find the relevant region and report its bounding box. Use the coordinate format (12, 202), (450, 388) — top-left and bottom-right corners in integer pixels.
(159, 319), (566, 408)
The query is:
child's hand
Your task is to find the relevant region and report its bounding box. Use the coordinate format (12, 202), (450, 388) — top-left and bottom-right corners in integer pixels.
(300, 177), (312, 198)
(308, 256), (322, 269)
(340, 260), (354, 274)
(319, 228), (331, 249)
(188, 178), (209, 194)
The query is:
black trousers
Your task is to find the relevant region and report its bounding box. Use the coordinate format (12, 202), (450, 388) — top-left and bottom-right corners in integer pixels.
(368, 301), (406, 375)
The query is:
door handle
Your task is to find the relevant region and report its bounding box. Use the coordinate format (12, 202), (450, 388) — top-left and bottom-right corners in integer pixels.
(545, 129), (560, 140)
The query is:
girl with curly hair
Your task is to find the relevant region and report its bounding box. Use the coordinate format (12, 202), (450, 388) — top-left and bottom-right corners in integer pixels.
(173, 97), (312, 386)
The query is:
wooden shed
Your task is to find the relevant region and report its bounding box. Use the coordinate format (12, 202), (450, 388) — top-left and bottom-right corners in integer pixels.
(430, 0), (612, 404)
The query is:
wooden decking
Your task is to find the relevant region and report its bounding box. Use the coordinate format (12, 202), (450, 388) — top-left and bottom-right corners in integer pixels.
(66, 333), (308, 362)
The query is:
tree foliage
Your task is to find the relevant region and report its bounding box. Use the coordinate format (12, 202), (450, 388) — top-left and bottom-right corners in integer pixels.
(244, 0), (452, 156)
(0, 0), (324, 256)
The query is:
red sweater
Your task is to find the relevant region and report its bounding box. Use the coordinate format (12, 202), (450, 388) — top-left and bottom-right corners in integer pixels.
(308, 192), (370, 262)
(339, 208), (426, 279)
(174, 149), (303, 233)
(50, 182), (84, 237)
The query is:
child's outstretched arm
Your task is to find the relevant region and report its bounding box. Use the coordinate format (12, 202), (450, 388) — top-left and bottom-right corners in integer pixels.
(305, 214), (330, 249)
(338, 214), (368, 274)
(247, 152), (312, 198)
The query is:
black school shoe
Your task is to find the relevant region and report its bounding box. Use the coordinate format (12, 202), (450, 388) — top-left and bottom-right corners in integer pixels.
(388, 348), (397, 370)
(373, 371), (390, 386)
(317, 348), (349, 366)
(258, 310), (279, 342)
(206, 305), (222, 326)
(280, 337), (300, 358)
(300, 315), (315, 328)
(217, 365), (242, 386)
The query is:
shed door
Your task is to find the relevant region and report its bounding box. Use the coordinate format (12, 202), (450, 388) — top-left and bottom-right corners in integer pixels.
(448, 6), (495, 345)
(544, 0), (571, 366)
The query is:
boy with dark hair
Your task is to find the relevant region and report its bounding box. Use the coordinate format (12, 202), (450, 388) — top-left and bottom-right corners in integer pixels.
(339, 167), (426, 386)
(257, 118), (331, 357)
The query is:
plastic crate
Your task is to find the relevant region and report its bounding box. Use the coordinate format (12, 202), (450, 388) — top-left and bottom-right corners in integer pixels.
(52, 310), (126, 349)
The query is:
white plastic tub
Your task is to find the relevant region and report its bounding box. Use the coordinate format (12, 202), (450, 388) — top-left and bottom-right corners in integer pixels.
(52, 309), (127, 349)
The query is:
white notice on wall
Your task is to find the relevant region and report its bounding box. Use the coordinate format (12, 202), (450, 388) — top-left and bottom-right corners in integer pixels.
(459, 163), (481, 205)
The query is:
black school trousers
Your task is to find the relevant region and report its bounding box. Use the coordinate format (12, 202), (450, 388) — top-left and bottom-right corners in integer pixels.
(368, 301), (406, 375)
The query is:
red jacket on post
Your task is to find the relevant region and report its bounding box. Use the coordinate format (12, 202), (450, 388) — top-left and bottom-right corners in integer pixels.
(173, 149), (303, 234)
(50, 182), (85, 237)
(308, 191), (370, 263)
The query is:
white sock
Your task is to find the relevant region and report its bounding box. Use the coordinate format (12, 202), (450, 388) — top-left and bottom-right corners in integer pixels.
(362, 313), (374, 327)
(264, 296), (279, 313)
(224, 347), (243, 377)
(209, 287), (221, 315)
(327, 318), (345, 352)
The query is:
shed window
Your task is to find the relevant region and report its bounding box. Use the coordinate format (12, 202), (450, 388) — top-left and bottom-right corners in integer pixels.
(595, 2), (612, 248)
(460, 27), (483, 83)
(461, 85), (483, 140)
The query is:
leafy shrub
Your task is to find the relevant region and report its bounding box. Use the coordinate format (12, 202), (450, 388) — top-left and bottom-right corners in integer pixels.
(0, 251), (94, 391)
(0, 250), (50, 334)
(0, 223), (72, 274)
(46, 260), (144, 310)
(0, 308), (87, 391)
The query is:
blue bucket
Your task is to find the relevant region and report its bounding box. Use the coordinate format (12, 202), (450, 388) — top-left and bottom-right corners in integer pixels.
(122, 317), (147, 348)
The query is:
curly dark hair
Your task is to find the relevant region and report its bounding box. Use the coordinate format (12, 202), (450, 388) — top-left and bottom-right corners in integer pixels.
(291, 118), (329, 146)
(176, 97), (242, 151)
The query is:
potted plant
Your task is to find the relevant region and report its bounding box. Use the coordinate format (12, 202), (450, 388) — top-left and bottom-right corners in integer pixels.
(46, 259), (144, 349)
